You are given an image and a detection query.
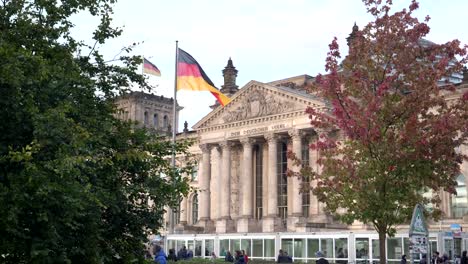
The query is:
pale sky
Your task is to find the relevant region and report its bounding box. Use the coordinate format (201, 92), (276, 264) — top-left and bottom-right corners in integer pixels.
(72, 0), (468, 131)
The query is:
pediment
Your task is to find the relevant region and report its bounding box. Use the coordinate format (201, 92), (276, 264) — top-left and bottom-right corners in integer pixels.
(193, 81), (326, 130)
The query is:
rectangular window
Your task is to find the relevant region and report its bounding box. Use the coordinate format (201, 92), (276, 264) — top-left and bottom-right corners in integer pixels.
(277, 142), (288, 226)
(241, 239), (252, 256)
(321, 238), (333, 258)
(301, 138), (310, 217)
(205, 239), (214, 257)
(191, 166), (198, 181)
(255, 145), (263, 220)
(252, 239), (263, 257)
(168, 240), (176, 252)
(387, 237), (403, 260)
(232, 239), (240, 253)
(195, 240), (202, 257)
(335, 238), (348, 259)
(355, 238), (369, 259)
(294, 238), (305, 258)
(264, 239), (275, 258)
(372, 239), (380, 260)
(307, 239), (320, 258)
(281, 239), (293, 258)
(188, 240), (194, 252)
(220, 239), (229, 257)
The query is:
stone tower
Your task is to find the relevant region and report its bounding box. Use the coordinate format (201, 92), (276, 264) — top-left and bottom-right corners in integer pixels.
(210, 58), (239, 109)
(346, 22), (359, 47)
(114, 91), (182, 135)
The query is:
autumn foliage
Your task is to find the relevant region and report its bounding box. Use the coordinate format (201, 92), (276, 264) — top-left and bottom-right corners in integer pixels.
(291, 0), (468, 263)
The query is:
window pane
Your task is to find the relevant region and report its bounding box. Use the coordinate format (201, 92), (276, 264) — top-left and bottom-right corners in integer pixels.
(294, 239), (305, 258)
(265, 239), (275, 258)
(356, 238), (369, 259)
(205, 239), (214, 257)
(220, 239), (229, 257)
(241, 239), (252, 256)
(335, 238), (348, 259)
(188, 240), (194, 252)
(444, 239), (453, 260)
(176, 240), (185, 252)
(321, 238), (333, 258)
(282, 239), (294, 258)
(372, 239), (380, 259)
(388, 238), (403, 260)
(253, 239), (263, 257)
(195, 240), (202, 257)
(429, 239), (437, 257)
(404, 238), (410, 256)
(307, 239), (319, 258)
(232, 239), (240, 253)
(168, 240), (176, 252)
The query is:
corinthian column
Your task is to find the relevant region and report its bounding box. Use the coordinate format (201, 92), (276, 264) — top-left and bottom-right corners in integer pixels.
(219, 142), (232, 219)
(262, 133), (279, 232)
(180, 197), (187, 225)
(210, 145), (221, 220)
(309, 134), (320, 216)
(198, 144), (211, 223)
(236, 138), (254, 233)
(289, 129), (303, 218)
(240, 138), (254, 217)
(265, 133), (278, 216)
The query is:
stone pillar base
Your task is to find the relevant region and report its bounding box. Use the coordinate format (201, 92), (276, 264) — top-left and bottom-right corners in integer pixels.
(262, 217), (283, 232)
(216, 218), (236, 233)
(236, 217), (256, 233)
(196, 218), (215, 233)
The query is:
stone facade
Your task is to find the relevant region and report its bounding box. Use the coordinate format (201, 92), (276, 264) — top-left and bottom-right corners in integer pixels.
(115, 91), (182, 134)
(170, 62), (468, 236)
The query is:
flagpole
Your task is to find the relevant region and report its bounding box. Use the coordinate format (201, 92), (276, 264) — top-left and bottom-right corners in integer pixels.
(169, 40), (179, 235)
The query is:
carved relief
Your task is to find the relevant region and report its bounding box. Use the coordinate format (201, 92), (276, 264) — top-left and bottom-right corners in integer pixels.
(223, 90), (295, 123)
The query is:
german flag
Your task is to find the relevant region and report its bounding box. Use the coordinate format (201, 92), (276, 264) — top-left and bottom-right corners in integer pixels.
(177, 48), (231, 107)
(143, 58), (161, 76)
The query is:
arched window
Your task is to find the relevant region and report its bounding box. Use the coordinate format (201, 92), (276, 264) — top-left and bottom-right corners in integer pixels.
(452, 173), (468, 218)
(192, 194), (198, 224)
(144, 111), (148, 125)
(153, 114), (158, 128)
(163, 115), (168, 128)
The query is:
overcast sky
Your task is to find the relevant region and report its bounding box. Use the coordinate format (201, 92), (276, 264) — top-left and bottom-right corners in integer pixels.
(72, 0), (468, 131)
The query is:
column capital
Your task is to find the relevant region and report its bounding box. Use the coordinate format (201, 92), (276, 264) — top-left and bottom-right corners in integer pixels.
(239, 137), (254, 146)
(264, 133), (278, 143)
(199, 144), (210, 153)
(288, 129), (305, 140)
(219, 141), (234, 150)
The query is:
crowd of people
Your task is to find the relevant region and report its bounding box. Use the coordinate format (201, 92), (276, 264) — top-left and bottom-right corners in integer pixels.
(149, 243), (466, 264)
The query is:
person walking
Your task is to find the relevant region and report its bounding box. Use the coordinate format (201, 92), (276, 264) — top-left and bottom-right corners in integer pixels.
(461, 251), (468, 264)
(316, 251), (329, 264)
(242, 249), (249, 263)
(167, 248), (177, 262)
(225, 250), (234, 262)
(154, 245), (167, 264)
(401, 255), (407, 264)
(235, 250), (245, 264)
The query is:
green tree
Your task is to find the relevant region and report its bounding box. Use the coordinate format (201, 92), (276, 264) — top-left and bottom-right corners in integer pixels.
(0, 0), (193, 263)
(291, 1), (468, 263)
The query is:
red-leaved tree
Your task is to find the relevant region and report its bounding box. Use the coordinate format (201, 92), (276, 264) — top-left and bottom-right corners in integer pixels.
(292, 1), (468, 263)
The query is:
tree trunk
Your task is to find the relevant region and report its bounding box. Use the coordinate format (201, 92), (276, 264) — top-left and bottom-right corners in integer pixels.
(379, 230), (387, 264)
